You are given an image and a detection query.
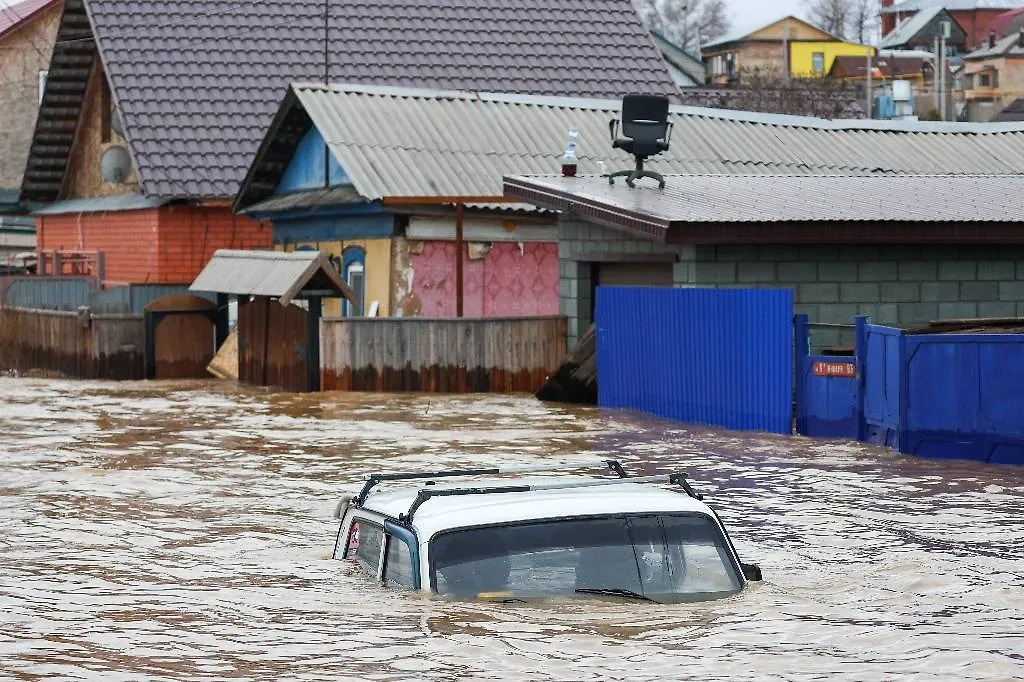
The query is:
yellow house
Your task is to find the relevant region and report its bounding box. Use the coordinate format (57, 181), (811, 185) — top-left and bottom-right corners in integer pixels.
(702, 15), (873, 83)
(281, 239), (392, 318)
(790, 41), (874, 78)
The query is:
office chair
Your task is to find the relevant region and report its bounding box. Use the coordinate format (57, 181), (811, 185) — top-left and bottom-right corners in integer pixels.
(607, 94), (673, 189)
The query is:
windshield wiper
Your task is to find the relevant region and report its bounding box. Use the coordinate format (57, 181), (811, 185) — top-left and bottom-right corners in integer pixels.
(575, 587), (655, 602)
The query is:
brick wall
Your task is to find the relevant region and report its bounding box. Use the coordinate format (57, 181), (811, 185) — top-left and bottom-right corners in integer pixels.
(158, 205), (270, 284)
(558, 217), (1024, 349)
(38, 209), (161, 283)
(0, 1), (61, 189)
(38, 205), (271, 285)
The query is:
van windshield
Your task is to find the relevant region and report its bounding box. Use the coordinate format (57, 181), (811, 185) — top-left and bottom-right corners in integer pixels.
(430, 514), (743, 603)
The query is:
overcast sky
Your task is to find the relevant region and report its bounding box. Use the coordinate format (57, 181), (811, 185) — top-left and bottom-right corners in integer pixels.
(725, 0), (808, 34)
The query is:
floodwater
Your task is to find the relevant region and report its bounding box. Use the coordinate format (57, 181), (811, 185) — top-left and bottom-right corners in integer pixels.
(0, 378), (1021, 681)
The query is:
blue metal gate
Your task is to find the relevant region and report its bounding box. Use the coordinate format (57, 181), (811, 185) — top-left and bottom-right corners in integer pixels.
(794, 315), (858, 439)
(858, 323), (905, 450)
(595, 286), (793, 434)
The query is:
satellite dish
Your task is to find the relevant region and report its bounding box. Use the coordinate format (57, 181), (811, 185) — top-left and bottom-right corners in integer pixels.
(100, 145), (132, 183)
(110, 107), (123, 138)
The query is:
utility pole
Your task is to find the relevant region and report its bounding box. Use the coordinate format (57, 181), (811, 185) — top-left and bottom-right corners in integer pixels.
(939, 31), (946, 120)
(866, 49), (873, 118)
(933, 35), (940, 115)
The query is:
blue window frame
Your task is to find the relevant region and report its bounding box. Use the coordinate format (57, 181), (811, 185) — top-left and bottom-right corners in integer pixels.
(342, 247), (365, 317)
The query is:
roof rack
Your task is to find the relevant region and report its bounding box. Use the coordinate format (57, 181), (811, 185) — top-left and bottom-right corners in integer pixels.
(397, 472), (703, 526)
(354, 459), (629, 507)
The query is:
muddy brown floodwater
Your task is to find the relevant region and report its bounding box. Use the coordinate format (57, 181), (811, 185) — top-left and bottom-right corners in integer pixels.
(0, 377), (1021, 681)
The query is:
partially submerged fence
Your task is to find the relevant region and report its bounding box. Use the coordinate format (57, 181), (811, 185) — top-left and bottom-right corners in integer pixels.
(321, 316), (567, 392)
(0, 306), (144, 379)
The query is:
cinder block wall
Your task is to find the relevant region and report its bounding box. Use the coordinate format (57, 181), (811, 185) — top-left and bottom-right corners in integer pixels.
(558, 217), (1024, 349)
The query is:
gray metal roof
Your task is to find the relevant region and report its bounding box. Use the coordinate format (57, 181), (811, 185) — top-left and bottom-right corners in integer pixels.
(879, 7), (945, 48)
(504, 173), (1024, 228)
(881, 0), (1024, 12)
(31, 194), (168, 215)
(236, 83), (1024, 211)
(189, 249), (355, 305)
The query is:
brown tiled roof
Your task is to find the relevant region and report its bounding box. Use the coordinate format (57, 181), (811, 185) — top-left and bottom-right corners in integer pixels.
(22, 0), (679, 202)
(830, 54), (929, 79)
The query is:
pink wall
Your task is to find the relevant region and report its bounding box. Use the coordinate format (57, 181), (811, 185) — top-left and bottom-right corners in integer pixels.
(410, 241), (559, 317)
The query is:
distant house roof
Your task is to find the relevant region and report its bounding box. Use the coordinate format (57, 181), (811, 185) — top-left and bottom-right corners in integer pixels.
(988, 6), (1024, 36)
(965, 28), (1024, 56)
(21, 0), (679, 204)
(703, 15), (841, 50)
(503, 173), (1024, 243)
(0, 0), (59, 40)
(234, 84), (1024, 214)
(650, 31), (704, 86)
(992, 97), (1024, 120)
(189, 249), (355, 305)
(879, 7), (955, 48)
(881, 0), (1024, 12)
(830, 54), (930, 79)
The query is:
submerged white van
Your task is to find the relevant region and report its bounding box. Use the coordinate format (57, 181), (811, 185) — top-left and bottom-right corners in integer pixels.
(332, 461), (762, 603)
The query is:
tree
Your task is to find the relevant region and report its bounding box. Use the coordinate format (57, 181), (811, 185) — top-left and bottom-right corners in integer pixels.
(632, 0), (732, 54)
(803, 0), (877, 43)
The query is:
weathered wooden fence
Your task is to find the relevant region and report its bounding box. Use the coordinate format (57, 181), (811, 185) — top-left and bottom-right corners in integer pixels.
(0, 307), (144, 379)
(320, 316), (567, 392)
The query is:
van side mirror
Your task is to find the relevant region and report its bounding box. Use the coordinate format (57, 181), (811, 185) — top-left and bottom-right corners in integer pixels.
(741, 563), (763, 582)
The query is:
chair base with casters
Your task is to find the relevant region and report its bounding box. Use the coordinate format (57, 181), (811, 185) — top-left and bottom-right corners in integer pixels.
(606, 155), (666, 189)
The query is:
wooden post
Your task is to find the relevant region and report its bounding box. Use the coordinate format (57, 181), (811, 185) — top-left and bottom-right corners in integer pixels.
(455, 201), (464, 318)
(307, 295), (322, 392)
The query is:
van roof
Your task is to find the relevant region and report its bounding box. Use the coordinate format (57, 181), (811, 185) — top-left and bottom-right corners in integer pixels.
(360, 477), (715, 541)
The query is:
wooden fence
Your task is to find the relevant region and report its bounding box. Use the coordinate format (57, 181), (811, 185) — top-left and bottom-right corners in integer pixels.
(0, 307), (145, 380)
(321, 316), (567, 392)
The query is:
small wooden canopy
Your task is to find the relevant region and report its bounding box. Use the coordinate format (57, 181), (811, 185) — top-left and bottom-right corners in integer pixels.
(190, 249), (356, 306)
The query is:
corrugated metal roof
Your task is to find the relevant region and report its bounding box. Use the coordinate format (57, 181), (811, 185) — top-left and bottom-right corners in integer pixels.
(504, 173), (1024, 224)
(237, 83), (1024, 209)
(243, 186), (367, 214)
(189, 249), (355, 305)
(880, 7), (945, 48)
(881, 0), (1024, 12)
(32, 194), (168, 215)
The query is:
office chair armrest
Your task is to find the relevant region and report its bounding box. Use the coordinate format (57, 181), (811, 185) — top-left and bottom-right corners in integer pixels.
(609, 118), (619, 141)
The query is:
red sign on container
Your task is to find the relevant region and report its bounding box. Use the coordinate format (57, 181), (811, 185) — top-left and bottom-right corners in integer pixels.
(812, 361), (856, 378)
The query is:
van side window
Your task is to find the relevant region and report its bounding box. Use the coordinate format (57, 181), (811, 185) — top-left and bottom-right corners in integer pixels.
(345, 520), (384, 577)
(383, 535), (415, 587)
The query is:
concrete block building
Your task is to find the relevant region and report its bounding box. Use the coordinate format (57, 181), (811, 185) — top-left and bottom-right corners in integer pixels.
(506, 173), (1024, 349)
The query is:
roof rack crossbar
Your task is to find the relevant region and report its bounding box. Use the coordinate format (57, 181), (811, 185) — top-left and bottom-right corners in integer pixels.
(399, 472), (695, 525)
(355, 459), (627, 506)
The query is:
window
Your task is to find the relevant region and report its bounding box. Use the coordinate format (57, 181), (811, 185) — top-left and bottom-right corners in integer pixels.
(383, 535), (415, 587)
(979, 73), (991, 87)
(38, 70), (47, 104)
(812, 52), (825, 74)
(342, 246), (365, 317)
(429, 514), (742, 602)
(345, 519), (384, 578)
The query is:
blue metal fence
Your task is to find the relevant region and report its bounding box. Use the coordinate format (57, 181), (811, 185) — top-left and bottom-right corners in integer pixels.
(1, 277), (92, 310)
(595, 286), (793, 434)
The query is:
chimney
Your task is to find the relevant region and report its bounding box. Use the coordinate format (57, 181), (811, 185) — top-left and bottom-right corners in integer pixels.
(880, 0), (896, 36)
(990, 29), (997, 49)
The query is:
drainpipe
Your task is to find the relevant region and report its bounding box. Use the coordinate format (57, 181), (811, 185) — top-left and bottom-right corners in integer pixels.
(455, 202), (464, 318)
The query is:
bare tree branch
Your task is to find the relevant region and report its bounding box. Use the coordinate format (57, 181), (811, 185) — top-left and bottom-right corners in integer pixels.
(632, 0), (732, 53)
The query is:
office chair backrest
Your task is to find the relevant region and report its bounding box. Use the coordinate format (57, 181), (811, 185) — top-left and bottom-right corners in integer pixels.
(620, 94), (670, 142)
